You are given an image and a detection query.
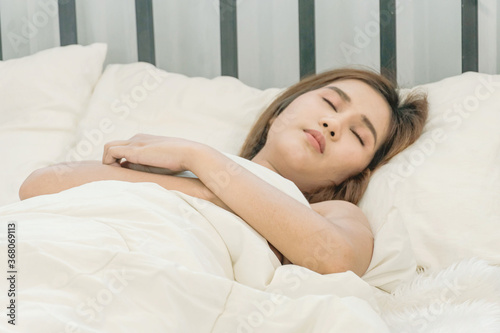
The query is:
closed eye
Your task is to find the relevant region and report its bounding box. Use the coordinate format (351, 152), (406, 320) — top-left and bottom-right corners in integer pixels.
(322, 98), (337, 112)
(352, 130), (365, 146)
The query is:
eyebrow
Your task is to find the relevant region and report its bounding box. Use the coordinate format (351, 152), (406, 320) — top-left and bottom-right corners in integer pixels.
(326, 86), (378, 146)
(326, 86), (351, 103)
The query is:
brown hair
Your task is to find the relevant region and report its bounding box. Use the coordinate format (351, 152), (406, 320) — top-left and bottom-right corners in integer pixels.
(239, 68), (428, 204)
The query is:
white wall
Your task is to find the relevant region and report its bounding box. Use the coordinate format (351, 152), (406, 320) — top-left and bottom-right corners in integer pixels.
(316, 0), (381, 76)
(76, 0), (137, 65)
(0, 0), (60, 57)
(478, 0), (499, 75)
(238, 0), (299, 89)
(1, 0), (498, 89)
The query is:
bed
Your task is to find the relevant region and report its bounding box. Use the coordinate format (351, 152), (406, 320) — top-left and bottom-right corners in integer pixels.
(1, 1), (499, 332)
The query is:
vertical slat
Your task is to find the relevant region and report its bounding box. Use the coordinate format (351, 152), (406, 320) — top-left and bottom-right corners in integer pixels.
(379, 0), (397, 85)
(220, 0), (238, 77)
(0, 9), (3, 60)
(298, 0), (315, 78)
(58, 0), (78, 46)
(462, 0), (478, 72)
(135, 0), (156, 65)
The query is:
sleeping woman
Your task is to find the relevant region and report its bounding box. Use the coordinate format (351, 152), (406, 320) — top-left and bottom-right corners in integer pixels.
(18, 68), (428, 277)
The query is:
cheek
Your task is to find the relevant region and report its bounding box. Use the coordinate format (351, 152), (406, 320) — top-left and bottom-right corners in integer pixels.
(266, 123), (289, 146)
(341, 150), (372, 177)
(265, 125), (295, 156)
(271, 109), (300, 132)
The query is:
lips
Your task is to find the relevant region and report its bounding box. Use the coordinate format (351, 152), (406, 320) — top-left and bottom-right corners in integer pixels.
(304, 129), (326, 154)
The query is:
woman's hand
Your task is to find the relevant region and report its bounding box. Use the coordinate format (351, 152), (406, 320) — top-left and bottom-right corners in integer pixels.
(101, 134), (234, 213)
(102, 133), (201, 173)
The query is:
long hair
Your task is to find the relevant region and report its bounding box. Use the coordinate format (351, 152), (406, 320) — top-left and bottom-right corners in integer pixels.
(239, 68), (428, 204)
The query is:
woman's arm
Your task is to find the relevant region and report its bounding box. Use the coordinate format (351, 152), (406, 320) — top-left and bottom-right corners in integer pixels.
(19, 159), (290, 262)
(184, 146), (373, 276)
(102, 135), (374, 276)
(18, 161), (228, 211)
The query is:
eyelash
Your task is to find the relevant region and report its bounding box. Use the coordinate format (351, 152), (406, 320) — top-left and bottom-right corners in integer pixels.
(322, 98), (337, 112)
(323, 97), (365, 146)
(352, 130), (365, 146)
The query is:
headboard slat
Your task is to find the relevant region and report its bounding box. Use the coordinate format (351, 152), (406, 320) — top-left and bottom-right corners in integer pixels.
(58, 0), (78, 46)
(0, 9), (3, 60)
(379, 0), (397, 85)
(135, 0), (156, 65)
(461, 0), (478, 72)
(298, 0), (316, 78)
(220, 0), (238, 77)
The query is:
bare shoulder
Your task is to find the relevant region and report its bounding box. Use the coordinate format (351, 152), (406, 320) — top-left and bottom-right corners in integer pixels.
(310, 200), (372, 231)
(311, 200), (374, 276)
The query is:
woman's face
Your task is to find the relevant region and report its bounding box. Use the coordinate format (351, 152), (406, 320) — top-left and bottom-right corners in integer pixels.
(252, 79), (391, 192)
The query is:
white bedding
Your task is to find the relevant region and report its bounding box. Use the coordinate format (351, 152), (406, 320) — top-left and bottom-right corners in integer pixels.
(2, 154), (500, 332)
(0, 154), (389, 332)
(2, 44), (500, 332)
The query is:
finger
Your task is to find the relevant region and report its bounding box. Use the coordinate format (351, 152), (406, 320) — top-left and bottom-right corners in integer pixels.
(102, 145), (134, 165)
(119, 160), (131, 168)
(102, 140), (131, 165)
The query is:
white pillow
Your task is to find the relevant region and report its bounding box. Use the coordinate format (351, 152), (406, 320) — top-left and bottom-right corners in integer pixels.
(359, 72), (500, 283)
(0, 43), (107, 206)
(66, 62), (282, 162)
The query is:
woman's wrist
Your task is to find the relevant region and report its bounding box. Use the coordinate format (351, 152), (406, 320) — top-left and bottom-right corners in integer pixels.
(181, 141), (212, 172)
(182, 144), (235, 213)
(183, 142), (221, 175)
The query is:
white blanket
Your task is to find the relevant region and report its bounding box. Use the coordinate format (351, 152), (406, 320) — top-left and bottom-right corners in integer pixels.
(0, 155), (389, 332)
(1, 155), (499, 332)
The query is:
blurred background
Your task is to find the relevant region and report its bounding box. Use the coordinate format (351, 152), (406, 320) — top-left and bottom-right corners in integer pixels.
(1, 0), (499, 89)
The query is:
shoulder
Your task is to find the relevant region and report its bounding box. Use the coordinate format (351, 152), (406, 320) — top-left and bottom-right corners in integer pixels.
(310, 200), (371, 231)
(311, 200), (374, 276)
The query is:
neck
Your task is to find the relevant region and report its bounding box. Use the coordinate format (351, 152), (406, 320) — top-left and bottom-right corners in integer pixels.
(250, 151), (280, 175)
(249, 150), (324, 194)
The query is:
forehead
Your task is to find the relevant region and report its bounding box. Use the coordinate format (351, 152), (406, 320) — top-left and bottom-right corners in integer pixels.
(323, 79), (391, 145)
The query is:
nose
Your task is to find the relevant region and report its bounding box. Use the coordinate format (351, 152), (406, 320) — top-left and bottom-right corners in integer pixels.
(321, 117), (341, 141)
